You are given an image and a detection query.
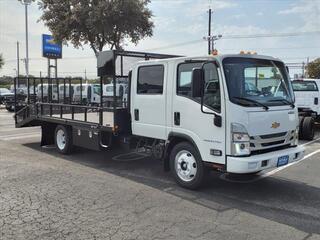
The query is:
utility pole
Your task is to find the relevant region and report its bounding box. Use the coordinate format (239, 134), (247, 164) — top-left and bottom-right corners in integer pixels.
(208, 8), (212, 55)
(85, 69), (88, 84)
(16, 41), (20, 86)
(306, 57), (310, 78)
(203, 5), (222, 55)
(20, 0), (32, 78)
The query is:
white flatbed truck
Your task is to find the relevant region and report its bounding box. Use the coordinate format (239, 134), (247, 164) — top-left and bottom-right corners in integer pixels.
(292, 79), (320, 140)
(14, 50), (304, 189)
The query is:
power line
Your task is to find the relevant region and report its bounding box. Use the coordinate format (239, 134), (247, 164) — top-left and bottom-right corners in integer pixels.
(221, 31), (320, 39)
(145, 31), (320, 51)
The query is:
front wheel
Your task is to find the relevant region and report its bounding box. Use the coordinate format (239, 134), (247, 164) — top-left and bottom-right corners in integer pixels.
(55, 125), (73, 154)
(170, 142), (207, 190)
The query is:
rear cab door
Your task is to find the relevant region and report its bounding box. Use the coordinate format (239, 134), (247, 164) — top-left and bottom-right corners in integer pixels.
(131, 62), (168, 139)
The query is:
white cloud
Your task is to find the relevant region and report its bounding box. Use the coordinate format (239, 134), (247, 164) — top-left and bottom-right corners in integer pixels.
(231, 14), (246, 19)
(185, 0), (237, 17)
(278, 0), (320, 31)
(216, 25), (268, 36)
(152, 16), (176, 31)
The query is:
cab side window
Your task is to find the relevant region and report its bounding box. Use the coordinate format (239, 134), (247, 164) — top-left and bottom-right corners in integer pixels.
(203, 62), (221, 112)
(137, 65), (164, 94)
(177, 62), (221, 112)
(177, 62), (202, 97)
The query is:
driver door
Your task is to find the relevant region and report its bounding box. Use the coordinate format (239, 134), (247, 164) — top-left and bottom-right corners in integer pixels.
(171, 61), (226, 164)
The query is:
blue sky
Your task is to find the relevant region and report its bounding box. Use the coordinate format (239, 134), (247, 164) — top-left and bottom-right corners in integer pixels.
(0, 0), (319, 78)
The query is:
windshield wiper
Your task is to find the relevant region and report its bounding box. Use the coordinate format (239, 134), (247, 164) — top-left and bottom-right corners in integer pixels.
(233, 97), (269, 111)
(268, 99), (295, 108)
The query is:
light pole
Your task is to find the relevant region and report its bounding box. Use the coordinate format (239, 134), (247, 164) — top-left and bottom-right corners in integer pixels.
(20, 0), (32, 79)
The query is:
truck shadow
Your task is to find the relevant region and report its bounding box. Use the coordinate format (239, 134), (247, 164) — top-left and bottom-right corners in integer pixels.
(23, 142), (320, 235)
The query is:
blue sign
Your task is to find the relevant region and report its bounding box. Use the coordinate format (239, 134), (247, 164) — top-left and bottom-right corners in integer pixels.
(42, 34), (62, 59)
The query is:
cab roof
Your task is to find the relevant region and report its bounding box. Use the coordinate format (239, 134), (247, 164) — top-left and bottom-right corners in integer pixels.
(135, 53), (283, 65)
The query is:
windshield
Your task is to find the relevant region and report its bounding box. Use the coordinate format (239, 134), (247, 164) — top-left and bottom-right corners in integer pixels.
(93, 85), (101, 95)
(292, 81), (318, 91)
(223, 57), (294, 107)
(106, 86), (113, 92)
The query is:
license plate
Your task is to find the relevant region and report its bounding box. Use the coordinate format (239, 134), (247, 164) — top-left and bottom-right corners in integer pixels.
(277, 155), (289, 167)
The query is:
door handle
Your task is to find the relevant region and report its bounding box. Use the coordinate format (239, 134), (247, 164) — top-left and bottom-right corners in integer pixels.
(174, 112), (180, 126)
(134, 109), (139, 121)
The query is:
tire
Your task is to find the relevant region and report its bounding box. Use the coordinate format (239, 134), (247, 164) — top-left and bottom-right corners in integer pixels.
(5, 105), (14, 112)
(54, 125), (73, 154)
(298, 116), (304, 140)
(170, 142), (207, 190)
(301, 117), (314, 140)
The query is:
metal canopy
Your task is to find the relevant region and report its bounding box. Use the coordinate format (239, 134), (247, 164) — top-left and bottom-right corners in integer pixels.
(97, 50), (182, 77)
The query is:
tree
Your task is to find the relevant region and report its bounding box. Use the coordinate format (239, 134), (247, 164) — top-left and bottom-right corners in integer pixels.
(38, 0), (154, 56)
(0, 54), (4, 70)
(306, 58), (320, 79)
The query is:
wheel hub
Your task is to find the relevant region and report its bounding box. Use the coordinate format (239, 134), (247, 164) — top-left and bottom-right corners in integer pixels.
(175, 150), (197, 182)
(56, 129), (66, 150)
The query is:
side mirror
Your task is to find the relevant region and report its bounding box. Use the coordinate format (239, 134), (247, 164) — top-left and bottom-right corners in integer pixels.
(191, 68), (205, 98)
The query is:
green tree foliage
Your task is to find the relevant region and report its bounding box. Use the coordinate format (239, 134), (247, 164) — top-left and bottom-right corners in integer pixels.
(0, 54), (4, 70)
(306, 58), (320, 79)
(38, 0), (154, 56)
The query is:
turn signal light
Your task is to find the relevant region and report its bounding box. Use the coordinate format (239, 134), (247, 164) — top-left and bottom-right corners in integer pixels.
(239, 51), (258, 55)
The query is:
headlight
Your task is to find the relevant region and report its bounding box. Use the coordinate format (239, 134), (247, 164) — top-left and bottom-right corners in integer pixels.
(231, 123), (250, 156)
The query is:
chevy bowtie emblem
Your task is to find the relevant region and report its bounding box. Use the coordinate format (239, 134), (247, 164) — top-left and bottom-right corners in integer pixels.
(271, 122), (280, 129)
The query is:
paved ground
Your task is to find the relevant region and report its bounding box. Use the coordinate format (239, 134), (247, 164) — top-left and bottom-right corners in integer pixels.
(0, 108), (320, 240)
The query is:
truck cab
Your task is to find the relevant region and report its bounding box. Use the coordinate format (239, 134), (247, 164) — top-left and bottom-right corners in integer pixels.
(129, 53), (304, 188)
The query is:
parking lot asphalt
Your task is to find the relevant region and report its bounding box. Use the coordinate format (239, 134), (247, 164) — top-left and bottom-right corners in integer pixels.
(0, 108), (320, 240)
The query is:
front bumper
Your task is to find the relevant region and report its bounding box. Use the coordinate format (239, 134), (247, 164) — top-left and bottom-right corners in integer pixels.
(226, 145), (305, 173)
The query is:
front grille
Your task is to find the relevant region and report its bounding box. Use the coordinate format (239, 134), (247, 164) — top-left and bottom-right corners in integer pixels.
(251, 144), (292, 155)
(261, 140), (285, 147)
(250, 131), (294, 152)
(260, 132), (287, 139)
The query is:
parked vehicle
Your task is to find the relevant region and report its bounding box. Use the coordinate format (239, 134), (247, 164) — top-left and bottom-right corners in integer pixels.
(103, 82), (128, 107)
(14, 50), (304, 189)
(37, 84), (58, 102)
(73, 84), (101, 105)
(4, 87), (37, 112)
(57, 84), (74, 103)
(0, 88), (13, 104)
(292, 78), (320, 140)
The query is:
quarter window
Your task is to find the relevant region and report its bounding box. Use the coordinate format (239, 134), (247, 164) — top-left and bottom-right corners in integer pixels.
(137, 65), (164, 94)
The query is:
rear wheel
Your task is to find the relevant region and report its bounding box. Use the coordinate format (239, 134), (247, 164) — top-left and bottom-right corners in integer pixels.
(170, 142), (207, 190)
(55, 125), (73, 154)
(298, 116), (304, 140)
(301, 117), (314, 140)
